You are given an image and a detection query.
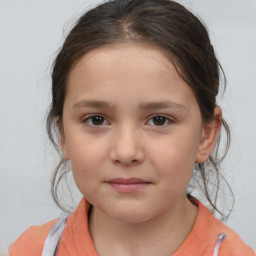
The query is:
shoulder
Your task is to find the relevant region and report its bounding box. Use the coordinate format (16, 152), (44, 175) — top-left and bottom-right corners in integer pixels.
(9, 218), (57, 256)
(203, 204), (255, 255)
(209, 216), (255, 255)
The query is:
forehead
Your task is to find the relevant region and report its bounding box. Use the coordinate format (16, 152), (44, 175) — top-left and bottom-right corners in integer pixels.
(69, 43), (175, 79)
(65, 44), (198, 111)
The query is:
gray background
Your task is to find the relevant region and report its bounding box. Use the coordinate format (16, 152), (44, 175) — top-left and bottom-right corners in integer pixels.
(0, 0), (255, 252)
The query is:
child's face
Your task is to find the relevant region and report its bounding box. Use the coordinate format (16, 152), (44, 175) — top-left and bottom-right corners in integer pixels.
(61, 44), (208, 223)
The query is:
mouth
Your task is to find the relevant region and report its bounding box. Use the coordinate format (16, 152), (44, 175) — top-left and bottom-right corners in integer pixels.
(105, 178), (152, 193)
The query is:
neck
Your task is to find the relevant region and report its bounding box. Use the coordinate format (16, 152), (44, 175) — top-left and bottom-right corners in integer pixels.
(89, 196), (198, 256)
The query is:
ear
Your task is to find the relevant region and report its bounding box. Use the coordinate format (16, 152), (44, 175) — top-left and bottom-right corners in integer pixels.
(196, 106), (222, 163)
(58, 117), (70, 160)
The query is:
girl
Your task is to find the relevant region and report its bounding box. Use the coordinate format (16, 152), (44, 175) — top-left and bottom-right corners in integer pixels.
(10, 0), (255, 255)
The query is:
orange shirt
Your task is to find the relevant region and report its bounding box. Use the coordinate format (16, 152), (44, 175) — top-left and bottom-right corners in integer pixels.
(10, 198), (255, 256)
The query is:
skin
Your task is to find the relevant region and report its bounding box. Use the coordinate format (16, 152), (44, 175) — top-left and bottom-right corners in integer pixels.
(60, 44), (221, 255)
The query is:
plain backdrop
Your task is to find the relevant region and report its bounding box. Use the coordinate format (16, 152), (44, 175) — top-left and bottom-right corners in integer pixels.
(0, 0), (255, 252)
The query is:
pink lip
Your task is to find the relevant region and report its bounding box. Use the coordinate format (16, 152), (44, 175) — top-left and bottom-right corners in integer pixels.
(105, 178), (152, 193)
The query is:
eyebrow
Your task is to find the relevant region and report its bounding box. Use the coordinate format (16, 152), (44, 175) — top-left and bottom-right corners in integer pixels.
(72, 99), (186, 111)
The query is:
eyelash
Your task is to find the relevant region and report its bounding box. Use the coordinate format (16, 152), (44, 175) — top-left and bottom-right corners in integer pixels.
(82, 114), (174, 128)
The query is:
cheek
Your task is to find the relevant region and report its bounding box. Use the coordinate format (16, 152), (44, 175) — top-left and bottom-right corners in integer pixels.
(149, 131), (200, 187)
(66, 138), (107, 191)
(66, 128), (107, 168)
(151, 132), (199, 167)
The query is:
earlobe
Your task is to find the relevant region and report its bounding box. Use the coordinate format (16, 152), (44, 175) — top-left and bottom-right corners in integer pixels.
(196, 106), (222, 163)
(58, 119), (70, 160)
(61, 137), (70, 160)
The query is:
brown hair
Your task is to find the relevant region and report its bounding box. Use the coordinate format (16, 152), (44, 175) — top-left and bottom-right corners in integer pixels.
(46, 0), (233, 219)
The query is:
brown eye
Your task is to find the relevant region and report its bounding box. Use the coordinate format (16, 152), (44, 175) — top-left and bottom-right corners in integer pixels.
(92, 116), (105, 125)
(148, 115), (172, 127)
(83, 115), (109, 127)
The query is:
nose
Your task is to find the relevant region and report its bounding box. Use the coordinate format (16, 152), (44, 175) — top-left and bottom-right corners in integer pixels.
(109, 125), (144, 166)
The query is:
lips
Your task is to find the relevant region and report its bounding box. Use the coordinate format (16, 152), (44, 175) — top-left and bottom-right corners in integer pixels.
(105, 178), (151, 193)
(107, 178), (150, 184)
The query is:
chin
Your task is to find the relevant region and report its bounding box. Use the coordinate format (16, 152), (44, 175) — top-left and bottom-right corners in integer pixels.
(105, 206), (155, 224)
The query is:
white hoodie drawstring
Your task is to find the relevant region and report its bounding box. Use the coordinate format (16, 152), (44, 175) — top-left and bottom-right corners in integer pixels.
(42, 216), (68, 256)
(213, 233), (227, 256)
